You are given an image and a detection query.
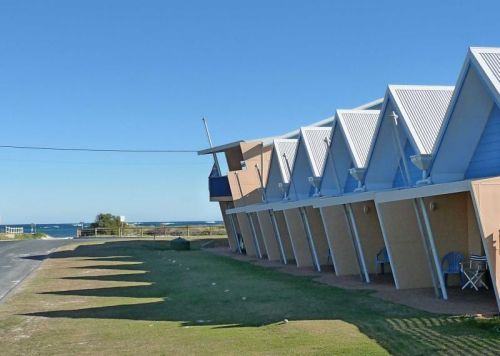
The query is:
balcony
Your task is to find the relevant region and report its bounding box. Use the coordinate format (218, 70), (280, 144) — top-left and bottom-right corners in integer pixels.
(209, 175), (232, 201)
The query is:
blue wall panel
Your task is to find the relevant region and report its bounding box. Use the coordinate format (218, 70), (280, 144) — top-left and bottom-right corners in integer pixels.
(465, 104), (500, 179)
(392, 141), (421, 188)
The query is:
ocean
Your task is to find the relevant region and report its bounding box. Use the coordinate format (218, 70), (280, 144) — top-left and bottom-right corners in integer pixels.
(0, 221), (223, 238)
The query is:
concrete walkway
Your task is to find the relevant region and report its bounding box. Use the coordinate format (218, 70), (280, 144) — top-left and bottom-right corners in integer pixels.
(208, 247), (499, 316)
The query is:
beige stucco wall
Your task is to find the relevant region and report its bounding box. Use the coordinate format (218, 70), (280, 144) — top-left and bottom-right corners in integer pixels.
(351, 201), (388, 275)
(420, 193), (483, 286)
(304, 207), (330, 266)
(377, 200), (434, 289)
(320, 205), (359, 276)
(283, 208), (313, 268)
(250, 213), (266, 258)
(220, 202), (237, 252)
(470, 177), (500, 311)
(257, 211), (281, 261)
(274, 210), (295, 263)
(236, 212), (257, 257)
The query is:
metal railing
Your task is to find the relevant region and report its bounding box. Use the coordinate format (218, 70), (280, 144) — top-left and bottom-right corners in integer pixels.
(77, 224), (227, 238)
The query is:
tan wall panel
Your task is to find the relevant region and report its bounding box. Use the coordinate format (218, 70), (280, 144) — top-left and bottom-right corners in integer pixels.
(250, 213), (266, 258)
(257, 211), (281, 261)
(236, 213), (257, 257)
(283, 208), (313, 267)
(320, 205), (359, 276)
(351, 201), (388, 275)
(422, 193), (473, 287)
(467, 194), (483, 255)
(220, 202), (237, 252)
(378, 200), (433, 289)
(305, 207), (330, 266)
(274, 210), (295, 262)
(423, 193), (469, 258)
(470, 178), (500, 311)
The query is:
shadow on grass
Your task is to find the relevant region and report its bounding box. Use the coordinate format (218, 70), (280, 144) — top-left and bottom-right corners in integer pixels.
(22, 240), (500, 355)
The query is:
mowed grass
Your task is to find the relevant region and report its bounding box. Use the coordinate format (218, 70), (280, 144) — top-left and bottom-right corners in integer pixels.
(0, 241), (499, 355)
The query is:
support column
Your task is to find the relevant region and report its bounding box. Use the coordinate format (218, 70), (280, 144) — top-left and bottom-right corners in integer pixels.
(345, 203), (370, 283)
(247, 213), (263, 259)
(299, 207), (321, 272)
(319, 207), (337, 271)
(270, 210), (287, 264)
(228, 213), (242, 254)
(416, 198), (448, 300)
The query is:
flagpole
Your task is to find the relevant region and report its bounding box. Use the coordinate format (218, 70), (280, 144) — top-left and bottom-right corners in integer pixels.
(202, 117), (221, 176)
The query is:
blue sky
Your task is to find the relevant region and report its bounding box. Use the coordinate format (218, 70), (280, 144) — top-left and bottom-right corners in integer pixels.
(0, 0), (499, 223)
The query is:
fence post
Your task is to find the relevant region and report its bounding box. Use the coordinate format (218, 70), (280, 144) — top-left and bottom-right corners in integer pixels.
(187, 225), (190, 237)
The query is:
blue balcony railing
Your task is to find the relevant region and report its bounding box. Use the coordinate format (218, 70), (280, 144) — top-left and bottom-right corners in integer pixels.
(209, 175), (232, 199)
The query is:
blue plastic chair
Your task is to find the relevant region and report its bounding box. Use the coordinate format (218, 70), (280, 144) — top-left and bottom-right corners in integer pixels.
(375, 247), (390, 274)
(441, 252), (464, 287)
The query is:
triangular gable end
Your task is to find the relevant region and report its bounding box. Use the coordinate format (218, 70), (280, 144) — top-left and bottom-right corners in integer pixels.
(264, 139), (298, 202)
(288, 127), (331, 199)
(431, 47), (500, 184)
(364, 90), (419, 190)
(365, 86), (452, 190)
(320, 119), (351, 196)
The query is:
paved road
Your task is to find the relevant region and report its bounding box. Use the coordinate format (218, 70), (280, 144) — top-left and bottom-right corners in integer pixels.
(0, 239), (78, 302)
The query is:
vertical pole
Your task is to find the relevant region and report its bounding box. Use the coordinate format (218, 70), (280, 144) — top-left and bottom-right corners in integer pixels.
(299, 207), (321, 272)
(247, 213), (263, 258)
(202, 118), (221, 176)
(269, 210), (287, 264)
(346, 204), (370, 282)
(319, 207), (337, 272)
(391, 112), (412, 186)
(228, 213), (242, 254)
(283, 154), (298, 200)
(412, 199), (441, 298)
(342, 205), (365, 281)
(325, 137), (343, 194)
(417, 198), (448, 300)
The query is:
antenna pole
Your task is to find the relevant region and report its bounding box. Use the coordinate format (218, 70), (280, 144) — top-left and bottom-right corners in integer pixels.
(202, 117), (221, 175)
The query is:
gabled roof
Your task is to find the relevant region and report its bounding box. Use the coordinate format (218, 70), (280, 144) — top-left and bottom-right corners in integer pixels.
(432, 47), (500, 157)
(470, 47), (500, 103)
(386, 85), (454, 155)
(198, 98), (384, 155)
(274, 139), (299, 184)
(337, 109), (380, 168)
(300, 127), (332, 177)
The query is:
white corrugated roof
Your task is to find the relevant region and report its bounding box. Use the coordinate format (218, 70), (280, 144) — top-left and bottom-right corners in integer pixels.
(274, 139), (299, 184)
(301, 127), (332, 177)
(337, 110), (380, 168)
(388, 85), (454, 154)
(470, 47), (500, 99)
(198, 98), (383, 154)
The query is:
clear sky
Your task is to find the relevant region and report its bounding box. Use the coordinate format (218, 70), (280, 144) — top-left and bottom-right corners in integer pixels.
(0, 0), (499, 224)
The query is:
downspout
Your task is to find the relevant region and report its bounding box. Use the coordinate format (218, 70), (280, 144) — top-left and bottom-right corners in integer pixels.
(255, 164), (266, 203)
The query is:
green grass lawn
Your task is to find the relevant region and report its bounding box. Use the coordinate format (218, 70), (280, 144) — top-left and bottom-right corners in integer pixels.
(0, 240), (498, 355)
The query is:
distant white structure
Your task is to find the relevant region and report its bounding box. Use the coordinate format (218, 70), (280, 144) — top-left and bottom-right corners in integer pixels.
(6, 226), (23, 234)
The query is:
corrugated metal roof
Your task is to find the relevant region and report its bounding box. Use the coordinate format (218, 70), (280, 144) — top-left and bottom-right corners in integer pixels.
(274, 139), (298, 184)
(198, 98), (384, 154)
(337, 110), (380, 168)
(389, 85), (454, 154)
(301, 127), (332, 177)
(470, 47), (500, 95)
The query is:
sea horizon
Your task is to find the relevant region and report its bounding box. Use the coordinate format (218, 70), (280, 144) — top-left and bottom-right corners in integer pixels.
(0, 220), (224, 238)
